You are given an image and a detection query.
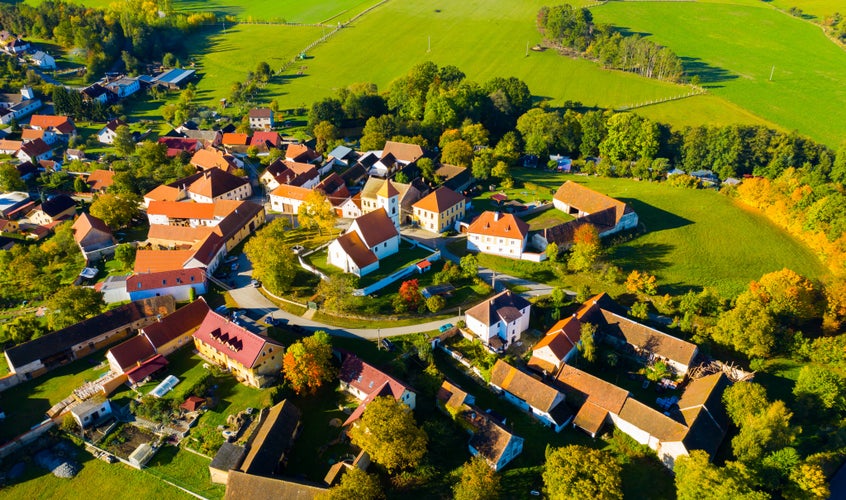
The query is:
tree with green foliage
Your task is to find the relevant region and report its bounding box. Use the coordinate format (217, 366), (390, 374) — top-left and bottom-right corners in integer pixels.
(308, 97), (345, 131)
(675, 451), (769, 500)
(711, 294), (782, 358)
(453, 455), (501, 500)
(244, 219), (298, 294)
(360, 114), (399, 151)
(629, 301), (649, 321)
(312, 120), (338, 155)
(89, 193), (140, 230)
(426, 295), (446, 313)
(625, 270), (658, 296)
(545, 242), (560, 263)
(471, 149), (496, 180)
(348, 396), (428, 473)
(793, 365), (845, 414)
(460, 254), (479, 278)
(441, 139), (473, 168)
(321, 467), (384, 500)
(282, 330), (336, 396)
(516, 108), (562, 157)
(417, 157), (439, 184)
(114, 243), (136, 271)
(568, 224), (601, 272)
(723, 381), (770, 424)
(46, 286), (105, 330)
(578, 322), (597, 363)
(0, 163), (25, 191)
(317, 274), (358, 314)
(543, 445), (622, 500)
(0, 315), (47, 345)
(113, 125), (136, 157)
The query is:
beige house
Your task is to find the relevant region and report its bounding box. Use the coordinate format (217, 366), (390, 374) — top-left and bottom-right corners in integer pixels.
(411, 186), (466, 234)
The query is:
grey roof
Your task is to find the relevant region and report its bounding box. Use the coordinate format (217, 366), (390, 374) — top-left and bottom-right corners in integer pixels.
(328, 145), (353, 160)
(155, 68), (196, 85)
(210, 442), (246, 472)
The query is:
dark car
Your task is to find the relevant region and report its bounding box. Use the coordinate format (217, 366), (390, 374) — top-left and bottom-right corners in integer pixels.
(380, 338), (395, 351)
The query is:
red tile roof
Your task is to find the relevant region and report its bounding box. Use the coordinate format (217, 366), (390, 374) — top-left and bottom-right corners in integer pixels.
(351, 208), (398, 248)
(335, 231), (377, 269)
(126, 354), (168, 385)
(187, 168), (249, 199)
(269, 184), (312, 202)
(147, 199), (241, 220)
(190, 149), (235, 172)
(339, 354), (414, 425)
(221, 133), (249, 145)
(489, 360), (562, 412)
(108, 334), (156, 371)
(553, 181), (633, 226)
(29, 114), (75, 134)
(250, 131), (280, 148)
(87, 169), (115, 191)
(413, 186), (465, 213)
(193, 311), (276, 368)
(126, 268), (206, 292)
(71, 212), (113, 244)
(532, 316), (582, 361)
(133, 249), (195, 273)
(285, 143), (319, 163)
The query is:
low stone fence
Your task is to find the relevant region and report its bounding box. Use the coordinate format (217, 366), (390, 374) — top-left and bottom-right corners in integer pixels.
(0, 419), (55, 459)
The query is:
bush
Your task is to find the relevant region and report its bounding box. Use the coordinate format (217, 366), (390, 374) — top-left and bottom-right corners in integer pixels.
(426, 295), (446, 313)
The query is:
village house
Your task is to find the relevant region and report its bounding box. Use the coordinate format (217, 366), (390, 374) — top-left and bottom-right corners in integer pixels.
(71, 398), (112, 429)
(437, 380), (524, 471)
(144, 168), (251, 206)
(16, 138), (52, 163)
(27, 194), (76, 225)
(29, 114), (76, 140)
(104, 76), (140, 99)
(192, 310), (284, 388)
(3, 37), (29, 55)
(29, 50), (55, 69)
(66, 149), (86, 162)
(0, 140), (21, 155)
(106, 334), (157, 375)
(71, 212), (116, 258)
(383, 140), (425, 164)
(412, 186), (466, 234)
(327, 208), (400, 277)
(86, 169), (115, 193)
(326, 145), (358, 168)
(0, 87), (41, 125)
(315, 173), (351, 215)
(339, 353), (416, 426)
(535, 181), (639, 251)
(81, 84), (110, 105)
(466, 211), (529, 260)
(15, 161), (37, 181)
(355, 177), (422, 225)
(465, 290), (531, 350)
(153, 68), (196, 90)
(238, 400), (301, 477)
(249, 131), (281, 150)
(285, 143), (322, 164)
(97, 119), (126, 145)
(435, 163), (474, 193)
(0, 219), (19, 234)
(126, 267), (208, 302)
(0, 191), (32, 219)
(528, 315), (582, 374)
(224, 471), (326, 500)
(248, 108), (274, 130)
(259, 159), (319, 191)
(21, 127), (56, 145)
(4, 296), (175, 380)
(158, 137), (201, 157)
(180, 129), (223, 148)
(489, 360), (572, 432)
(268, 184), (311, 214)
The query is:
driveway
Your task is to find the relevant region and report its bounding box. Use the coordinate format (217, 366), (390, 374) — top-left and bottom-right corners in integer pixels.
(221, 252), (459, 339)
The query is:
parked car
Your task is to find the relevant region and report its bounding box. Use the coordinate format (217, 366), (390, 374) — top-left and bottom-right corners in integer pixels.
(439, 323), (454, 333)
(380, 338), (395, 351)
(292, 245), (305, 255)
(250, 279), (262, 288)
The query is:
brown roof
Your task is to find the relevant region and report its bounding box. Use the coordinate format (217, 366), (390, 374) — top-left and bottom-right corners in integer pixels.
(437, 380), (471, 410)
(285, 143), (319, 163)
(19, 138), (52, 157)
(249, 108), (272, 119)
(187, 168), (249, 199)
(467, 211), (529, 240)
(467, 411), (519, 465)
(553, 181), (632, 226)
(677, 373), (730, 429)
(465, 290), (530, 328)
(0, 139), (22, 151)
(377, 178), (399, 198)
(351, 208), (398, 248)
(489, 360), (562, 412)
(598, 309), (698, 368)
(221, 133), (249, 145)
(413, 186), (465, 214)
(573, 402), (609, 436)
(555, 365), (629, 414)
(147, 224), (213, 245)
(250, 131), (280, 147)
(21, 128), (44, 141)
(335, 231), (377, 268)
(240, 400), (301, 476)
(618, 398), (688, 442)
(382, 140), (424, 163)
(87, 169), (115, 191)
(108, 334), (156, 371)
(142, 297), (210, 349)
(72, 212), (113, 243)
(224, 471), (326, 500)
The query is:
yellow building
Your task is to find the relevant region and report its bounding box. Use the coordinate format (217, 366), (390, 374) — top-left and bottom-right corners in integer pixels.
(411, 187), (466, 234)
(192, 311), (284, 388)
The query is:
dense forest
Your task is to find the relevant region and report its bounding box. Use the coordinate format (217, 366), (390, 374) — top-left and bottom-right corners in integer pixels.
(536, 4), (685, 82)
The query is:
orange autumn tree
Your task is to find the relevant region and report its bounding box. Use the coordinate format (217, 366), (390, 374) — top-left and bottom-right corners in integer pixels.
(282, 330), (336, 395)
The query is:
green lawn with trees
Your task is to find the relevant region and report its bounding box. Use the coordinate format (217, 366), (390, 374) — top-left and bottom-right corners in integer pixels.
(506, 171), (829, 297)
(590, 1), (846, 146)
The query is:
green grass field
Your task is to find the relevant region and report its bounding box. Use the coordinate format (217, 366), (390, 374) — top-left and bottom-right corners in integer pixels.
(508, 170), (829, 297)
(590, 1), (846, 146)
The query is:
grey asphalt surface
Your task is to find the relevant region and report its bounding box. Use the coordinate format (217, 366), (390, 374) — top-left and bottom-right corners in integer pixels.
(222, 232), (557, 339)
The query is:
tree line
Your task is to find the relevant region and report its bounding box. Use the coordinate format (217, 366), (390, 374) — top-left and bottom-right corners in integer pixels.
(537, 4), (685, 82)
(0, 0), (217, 81)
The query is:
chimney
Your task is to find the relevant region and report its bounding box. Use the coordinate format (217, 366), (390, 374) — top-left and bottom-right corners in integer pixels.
(493, 212), (500, 221)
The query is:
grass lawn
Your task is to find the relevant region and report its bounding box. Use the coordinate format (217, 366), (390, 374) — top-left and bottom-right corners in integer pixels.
(0, 356), (111, 442)
(503, 170), (829, 297)
(0, 440), (192, 500)
(522, 208), (574, 231)
(591, 1), (846, 146)
(357, 242), (434, 288)
(146, 446), (225, 500)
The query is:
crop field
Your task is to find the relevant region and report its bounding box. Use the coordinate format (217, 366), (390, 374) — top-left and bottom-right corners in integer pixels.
(510, 170), (829, 297)
(590, 1), (846, 146)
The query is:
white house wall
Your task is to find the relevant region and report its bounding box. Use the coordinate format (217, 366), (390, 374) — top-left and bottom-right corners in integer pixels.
(467, 233), (526, 259)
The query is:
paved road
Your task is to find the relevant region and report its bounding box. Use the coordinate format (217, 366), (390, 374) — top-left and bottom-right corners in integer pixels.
(222, 252), (460, 339)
